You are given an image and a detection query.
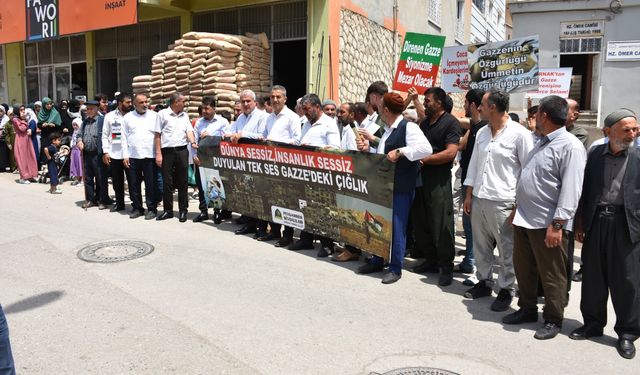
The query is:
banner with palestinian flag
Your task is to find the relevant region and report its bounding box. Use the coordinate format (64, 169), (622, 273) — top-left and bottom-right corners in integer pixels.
(364, 210), (383, 233)
(392, 32), (446, 93)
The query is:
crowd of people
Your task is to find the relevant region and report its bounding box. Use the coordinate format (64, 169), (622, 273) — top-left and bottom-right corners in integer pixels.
(1, 80), (639, 363)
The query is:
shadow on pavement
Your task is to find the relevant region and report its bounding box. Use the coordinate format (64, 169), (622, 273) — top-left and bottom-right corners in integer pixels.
(4, 290), (65, 314)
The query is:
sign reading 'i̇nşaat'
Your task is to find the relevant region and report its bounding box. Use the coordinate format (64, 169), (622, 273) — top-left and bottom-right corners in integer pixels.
(0, 0), (137, 44)
(392, 32), (446, 93)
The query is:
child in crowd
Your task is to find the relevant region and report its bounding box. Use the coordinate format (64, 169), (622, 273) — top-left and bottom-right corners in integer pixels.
(44, 133), (62, 194)
(69, 119), (83, 186)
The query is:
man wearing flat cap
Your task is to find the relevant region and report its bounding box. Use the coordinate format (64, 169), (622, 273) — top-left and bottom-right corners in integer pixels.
(77, 100), (109, 209)
(572, 108), (640, 359)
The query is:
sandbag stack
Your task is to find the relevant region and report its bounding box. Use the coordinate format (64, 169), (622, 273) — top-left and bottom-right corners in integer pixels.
(131, 75), (152, 98)
(135, 31), (272, 117)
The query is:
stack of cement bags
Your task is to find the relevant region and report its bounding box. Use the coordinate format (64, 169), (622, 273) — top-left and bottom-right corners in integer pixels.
(136, 31), (272, 117)
(131, 75), (152, 97)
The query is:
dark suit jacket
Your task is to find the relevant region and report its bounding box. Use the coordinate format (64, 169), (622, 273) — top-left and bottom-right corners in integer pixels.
(577, 144), (640, 243)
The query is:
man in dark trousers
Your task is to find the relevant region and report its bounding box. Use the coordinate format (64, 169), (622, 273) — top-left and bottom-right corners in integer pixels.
(77, 100), (109, 209)
(572, 109), (640, 359)
(410, 87), (461, 286)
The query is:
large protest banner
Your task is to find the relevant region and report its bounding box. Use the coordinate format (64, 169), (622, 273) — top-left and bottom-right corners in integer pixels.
(527, 68), (573, 98)
(393, 32), (446, 93)
(197, 137), (395, 259)
(468, 35), (540, 93)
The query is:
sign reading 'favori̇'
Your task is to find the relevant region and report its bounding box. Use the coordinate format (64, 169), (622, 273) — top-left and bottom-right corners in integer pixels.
(392, 32), (445, 93)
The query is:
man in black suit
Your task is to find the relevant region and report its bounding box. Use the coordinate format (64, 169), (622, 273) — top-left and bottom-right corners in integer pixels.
(572, 109), (640, 360)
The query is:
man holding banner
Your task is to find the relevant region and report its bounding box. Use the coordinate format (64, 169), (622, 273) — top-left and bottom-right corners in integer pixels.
(289, 93), (340, 257)
(357, 92), (432, 284)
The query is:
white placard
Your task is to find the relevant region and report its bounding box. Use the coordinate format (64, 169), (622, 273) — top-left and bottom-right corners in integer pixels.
(441, 45), (472, 93)
(527, 68), (573, 99)
(560, 20), (604, 39)
(606, 41), (640, 61)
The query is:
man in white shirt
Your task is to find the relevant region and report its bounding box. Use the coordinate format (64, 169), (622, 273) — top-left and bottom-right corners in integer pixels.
(337, 103), (358, 151)
(289, 93), (340, 256)
(229, 90), (269, 236)
(154, 92), (196, 223)
(122, 93), (159, 220)
(261, 85), (301, 246)
(462, 88), (534, 311)
(192, 96), (230, 224)
(356, 92), (433, 283)
(102, 92), (133, 212)
(299, 94), (340, 148)
(226, 89), (268, 143)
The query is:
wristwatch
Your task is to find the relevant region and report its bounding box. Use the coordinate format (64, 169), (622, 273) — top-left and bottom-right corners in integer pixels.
(551, 220), (564, 230)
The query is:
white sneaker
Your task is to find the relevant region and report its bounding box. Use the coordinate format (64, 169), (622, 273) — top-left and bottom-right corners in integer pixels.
(75, 182), (84, 187)
(19, 179), (31, 184)
(51, 188), (62, 194)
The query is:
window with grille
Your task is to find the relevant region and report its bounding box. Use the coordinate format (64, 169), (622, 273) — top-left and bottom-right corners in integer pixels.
(429, 0), (442, 27)
(24, 35), (87, 103)
(94, 17), (180, 95)
(560, 38), (602, 54)
(192, 0), (307, 42)
(473, 0), (485, 12)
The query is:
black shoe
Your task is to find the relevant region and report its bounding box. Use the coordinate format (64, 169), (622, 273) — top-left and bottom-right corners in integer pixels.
(357, 263), (384, 274)
(253, 230), (267, 239)
(617, 338), (636, 359)
(193, 212), (209, 223)
(453, 263), (474, 274)
(534, 321), (561, 340)
(219, 210), (233, 219)
(438, 270), (453, 286)
(129, 210), (144, 219)
(572, 267), (583, 282)
(569, 324), (603, 340)
(382, 271), (401, 284)
(144, 211), (157, 220)
(502, 308), (538, 325)
(257, 232), (281, 242)
(179, 211), (187, 223)
(275, 237), (293, 247)
(156, 211), (173, 221)
(411, 262), (439, 274)
(491, 289), (514, 312)
(212, 212), (222, 224)
(111, 205), (125, 212)
(317, 246), (333, 258)
(288, 240), (314, 251)
(235, 225), (257, 235)
(464, 280), (492, 299)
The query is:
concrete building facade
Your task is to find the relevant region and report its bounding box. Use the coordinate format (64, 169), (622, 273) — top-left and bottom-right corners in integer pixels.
(510, 0), (640, 122)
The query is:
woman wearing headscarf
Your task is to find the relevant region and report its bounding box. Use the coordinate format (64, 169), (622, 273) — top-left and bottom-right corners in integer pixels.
(0, 106), (9, 171)
(25, 104), (40, 167)
(37, 97), (62, 162)
(59, 99), (73, 135)
(11, 105), (39, 183)
(2, 104), (17, 172)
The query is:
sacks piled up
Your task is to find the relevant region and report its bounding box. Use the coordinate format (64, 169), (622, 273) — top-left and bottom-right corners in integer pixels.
(138, 31), (272, 117)
(131, 75), (152, 97)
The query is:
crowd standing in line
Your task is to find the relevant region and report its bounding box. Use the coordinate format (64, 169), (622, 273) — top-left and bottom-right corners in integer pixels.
(1, 80), (639, 366)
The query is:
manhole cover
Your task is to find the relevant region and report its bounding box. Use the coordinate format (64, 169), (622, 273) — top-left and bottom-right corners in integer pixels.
(77, 240), (154, 263)
(374, 368), (459, 375)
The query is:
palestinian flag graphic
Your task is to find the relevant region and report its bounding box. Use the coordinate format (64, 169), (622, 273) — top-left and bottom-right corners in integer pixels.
(364, 210), (383, 233)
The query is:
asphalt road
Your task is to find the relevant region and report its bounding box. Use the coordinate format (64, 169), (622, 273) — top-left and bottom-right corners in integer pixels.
(0, 173), (636, 374)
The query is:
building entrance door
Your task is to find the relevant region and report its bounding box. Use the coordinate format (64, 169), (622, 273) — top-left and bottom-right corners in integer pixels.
(560, 54), (594, 110)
